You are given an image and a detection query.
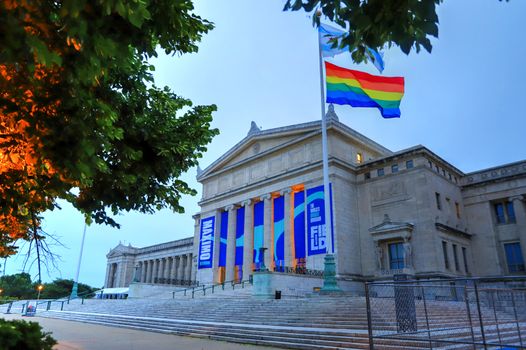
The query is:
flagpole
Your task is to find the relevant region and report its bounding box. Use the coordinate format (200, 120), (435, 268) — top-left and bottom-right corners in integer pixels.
(317, 16), (340, 292)
(71, 223), (87, 299)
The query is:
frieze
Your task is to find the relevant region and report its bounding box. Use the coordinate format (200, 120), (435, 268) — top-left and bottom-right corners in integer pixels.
(463, 161), (526, 186)
(371, 180), (407, 203)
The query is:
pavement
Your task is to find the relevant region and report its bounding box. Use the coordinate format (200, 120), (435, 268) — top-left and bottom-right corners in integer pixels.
(1, 313), (281, 350)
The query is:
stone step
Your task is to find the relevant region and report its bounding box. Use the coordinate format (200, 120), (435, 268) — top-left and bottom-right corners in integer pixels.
(42, 311), (371, 350)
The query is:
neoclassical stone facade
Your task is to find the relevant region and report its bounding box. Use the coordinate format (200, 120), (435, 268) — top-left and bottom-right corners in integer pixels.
(193, 108), (526, 286)
(106, 109), (526, 290)
(105, 238), (194, 288)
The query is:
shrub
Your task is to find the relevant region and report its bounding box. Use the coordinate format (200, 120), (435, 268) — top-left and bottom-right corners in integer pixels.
(0, 318), (56, 350)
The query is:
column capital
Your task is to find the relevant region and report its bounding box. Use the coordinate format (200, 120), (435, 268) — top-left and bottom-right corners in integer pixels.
(224, 204), (235, 211)
(241, 199), (252, 207)
(510, 195), (525, 202)
(260, 193), (272, 201)
(192, 213), (200, 220)
(279, 188), (291, 196)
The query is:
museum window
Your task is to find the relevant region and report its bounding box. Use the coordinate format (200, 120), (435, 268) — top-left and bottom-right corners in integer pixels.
(364, 172), (371, 180)
(435, 192), (442, 210)
(356, 152), (363, 164)
(448, 173), (452, 181)
(388, 242), (405, 270)
(391, 164), (399, 173)
(462, 247), (469, 273)
(435, 165), (440, 173)
(455, 202), (461, 219)
(377, 168), (384, 177)
(453, 244), (460, 271)
(442, 241), (450, 269)
(504, 242), (525, 273)
(494, 201), (516, 224)
(428, 160), (433, 168)
(406, 160), (414, 169)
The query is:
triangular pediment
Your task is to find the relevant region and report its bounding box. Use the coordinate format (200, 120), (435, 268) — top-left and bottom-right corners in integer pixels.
(369, 215), (414, 234)
(106, 243), (137, 258)
(198, 120), (322, 181)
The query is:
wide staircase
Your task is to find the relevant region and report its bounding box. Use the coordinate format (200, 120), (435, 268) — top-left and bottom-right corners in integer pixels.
(5, 288), (523, 349)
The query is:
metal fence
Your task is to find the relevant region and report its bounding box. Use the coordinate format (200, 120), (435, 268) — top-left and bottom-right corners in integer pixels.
(365, 277), (526, 349)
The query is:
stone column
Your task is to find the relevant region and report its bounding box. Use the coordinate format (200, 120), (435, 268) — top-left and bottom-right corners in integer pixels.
(186, 253), (193, 281)
(154, 259), (158, 282)
(114, 263), (122, 287)
(147, 260), (153, 283)
(140, 261), (147, 282)
(170, 256), (177, 280)
(242, 199), (253, 280)
(225, 205), (237, 282)
(104, 264), (111, 287)
(164, 258), (170, 281)
(261, 194), (272, 270)
(510, 195), (526, 264)
(163, 258), (168, 283)
(282, 188), (292, 267)
(166, 258), (171, 280)
(177, 255), (184, 282)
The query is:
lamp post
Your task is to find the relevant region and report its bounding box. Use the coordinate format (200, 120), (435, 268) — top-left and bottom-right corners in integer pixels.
(37, 284), (44, 301)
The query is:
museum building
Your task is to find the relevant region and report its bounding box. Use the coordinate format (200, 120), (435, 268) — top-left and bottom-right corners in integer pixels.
(105, 107), (526, 290)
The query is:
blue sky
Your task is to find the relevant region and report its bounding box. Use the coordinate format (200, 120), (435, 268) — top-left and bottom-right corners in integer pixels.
(5, 0), (526, 287)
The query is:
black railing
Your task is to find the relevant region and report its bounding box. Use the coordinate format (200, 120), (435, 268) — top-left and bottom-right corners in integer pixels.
(172, 279), (252, 299)
(0, 288), (99, 316)
(153, 278), (199, 286)
(365, 276), (526, 349)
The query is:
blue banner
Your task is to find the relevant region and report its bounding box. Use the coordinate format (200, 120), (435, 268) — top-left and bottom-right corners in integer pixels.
(218, 211), (228, 267)
(198, 216), (215, 269)
(273, 196), (285, 265)
(235, 207), (245, 266)
(306, 184), (334, 256)
(253, 201), (264, 264)
(294, 191), (306, 260)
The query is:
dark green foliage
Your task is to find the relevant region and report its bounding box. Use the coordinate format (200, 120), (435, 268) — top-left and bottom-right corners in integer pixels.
(0, 273), (34, 300)
(0, 319), (56, 350)
(284, 0), (442, 62)
(39, 279), (96, 299)
(284, 0), (509, 63)
(0, 274), (97, 300)
(0, 1), (219, 251)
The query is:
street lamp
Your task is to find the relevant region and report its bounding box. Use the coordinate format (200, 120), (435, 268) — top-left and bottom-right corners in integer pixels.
(37, 284), (44, 301)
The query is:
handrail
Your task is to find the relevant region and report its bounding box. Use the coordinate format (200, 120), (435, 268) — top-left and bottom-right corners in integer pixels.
(1, 288), (101, 315)
(33, 288), (102, 312)
(171, 279), (253, 299)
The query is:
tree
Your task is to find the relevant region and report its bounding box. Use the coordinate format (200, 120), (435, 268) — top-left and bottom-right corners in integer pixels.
(0, 273), (34, 299)
(39, 278), (96, 299)
(0, 1), (219, 255)
(284, 0), (507, 63)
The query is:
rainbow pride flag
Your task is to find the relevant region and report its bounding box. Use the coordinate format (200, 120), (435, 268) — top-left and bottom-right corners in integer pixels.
(325, 62), (405, 118)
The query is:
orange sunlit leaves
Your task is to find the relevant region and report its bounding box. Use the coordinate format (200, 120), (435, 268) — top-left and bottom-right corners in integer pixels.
(0, 60), (64, 253)
(66, 37), (82, 51)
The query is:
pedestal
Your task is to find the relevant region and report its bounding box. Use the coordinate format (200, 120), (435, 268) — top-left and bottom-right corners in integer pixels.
(320, 254), (342, 294)
(252, 270), (274, 299)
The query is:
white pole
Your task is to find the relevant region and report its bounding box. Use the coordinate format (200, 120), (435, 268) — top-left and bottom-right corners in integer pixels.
(75, 223), (87, 283)
(318, 26), (333, 256)
(71, 223), (87, 298)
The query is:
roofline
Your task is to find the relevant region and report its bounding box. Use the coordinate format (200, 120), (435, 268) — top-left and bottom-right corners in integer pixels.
(197, 118), (392, 181)
(358, 145), (465, 176)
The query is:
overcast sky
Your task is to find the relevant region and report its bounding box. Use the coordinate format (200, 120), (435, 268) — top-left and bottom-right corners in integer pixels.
(5, 0), (526, 287)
